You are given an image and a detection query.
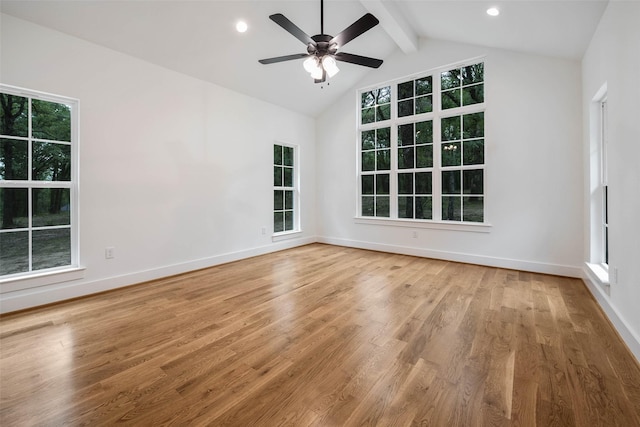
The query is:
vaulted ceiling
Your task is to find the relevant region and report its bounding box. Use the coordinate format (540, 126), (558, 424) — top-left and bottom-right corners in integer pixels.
(1, 0), (608, 117)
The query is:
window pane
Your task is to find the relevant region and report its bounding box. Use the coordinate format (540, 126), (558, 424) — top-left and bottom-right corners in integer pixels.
(376, 196), (390, 217)
(362, 107), (375, 124)
(0, 188), (28, 229)
(398, 147), (414, 169)
(442, 196), (461, 221)
(441, 69), (461, 90)
(32, 228), (71, 270)
(442, 89), (461, 110)
(283, 146), (294, 166)
(415, 172), (432, 195)
(1, 138), (28, 180)
(376, 104), (390, 122)
(362, 196), (374, 216)
(362, 91), (375, 108)
(32, 100), (71, 142)
(398, 124), (414, 147)
(462, 63), (484, 85)
(362, 151), (375, 171)
(284, 191), (293, 210)
(33, 188), (70, 227)
(398, 173), (413, 195)
(0, 230), (29, 275)
(463, 84), (484, 106)
(274, 166), (283, 186)
(376, 128), (390, 148)
(33, 142), (71, 181)
(377, 87), (391, 104)
(416, 121), (433, 144)
(398, 196), (413, 219)
(416, 77), (432, 95)
(398, 100), (413, 117)
(362, 130), (375, 150)
(416, 145), (433, 168)
(283, 167), (293, 187)
(274, 212), (284, 232)
(362, 175), (374, 195)
(415, 95), (433, 114)
(398, 81), (413, 100)
(416, 196), (432, 220)
(284, 211), (294, 231)
(274, 190), (284, 210)
(463, 139), (484, 165)
(376, 150), (390, 170)
(0, 94), (28, 137)
(442, 170), (461, 194)
(463, 112), (484, 139)
(463, 197), (484, 222)
(442, 143), (461, 167)
(274, 144), (283, 165)
(376, 174), (390, 195)
(441, 116), (461, 141)
(463, 169), (483, 195)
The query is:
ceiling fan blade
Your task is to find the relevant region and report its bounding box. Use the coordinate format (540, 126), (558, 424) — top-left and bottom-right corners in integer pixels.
(259, 53), (310, 65)
(334, 52), (383, 68)
(330, 13), (379, 48)
(269, 13), (314, 45)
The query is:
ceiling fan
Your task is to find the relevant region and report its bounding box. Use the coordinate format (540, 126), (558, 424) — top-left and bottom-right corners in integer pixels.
(258, 0), (383, 83)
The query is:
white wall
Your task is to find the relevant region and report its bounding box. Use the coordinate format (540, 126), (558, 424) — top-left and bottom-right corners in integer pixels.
(581, 1), (640, 359)
(0, 14), (316, 312)
(316, 38), (584, 276)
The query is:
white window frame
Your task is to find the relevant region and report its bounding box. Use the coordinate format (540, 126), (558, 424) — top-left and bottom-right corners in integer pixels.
(0, 84), (83, 290)
(586, 83), (610, 289)
(355, 57), (490, 233)
(273, 141), (301, 239)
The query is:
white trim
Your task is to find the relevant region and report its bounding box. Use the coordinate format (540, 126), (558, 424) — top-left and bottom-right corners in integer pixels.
(0, 237), (316, 314)
(0, 266), (85, 294)
(354, 216), (491, 233)
(318, 236), (582, 277)
(582, 265), (640, 363)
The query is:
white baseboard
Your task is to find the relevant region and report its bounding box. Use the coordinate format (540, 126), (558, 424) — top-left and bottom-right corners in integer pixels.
(318, 236), (583, 277)
(0, 236), (316, 314)
(582, 266), (640, 363)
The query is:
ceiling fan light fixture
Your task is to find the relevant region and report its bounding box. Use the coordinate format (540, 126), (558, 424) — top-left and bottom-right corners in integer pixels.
(310, 64), (324, 80)
(303, 56), (320, 74)
(322, 55), (340, 78)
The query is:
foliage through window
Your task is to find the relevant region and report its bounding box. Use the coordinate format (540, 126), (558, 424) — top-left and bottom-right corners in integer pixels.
(273, 143), (297, 233)
(1, 86), (78, 277)
(358, 60), (485, 223)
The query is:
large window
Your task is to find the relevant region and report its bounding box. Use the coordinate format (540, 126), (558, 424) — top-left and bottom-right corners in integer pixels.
(0, 86), (78, 278)
(358, 60), (485, 224)
(273, 143), (298, 233)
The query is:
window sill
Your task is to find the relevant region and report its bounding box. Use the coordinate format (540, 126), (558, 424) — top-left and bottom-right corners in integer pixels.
(585, 262), (609, 286)
(354, 217), (492, 233)
(272, 230), (303, 242)
(0, 266), (86, 294)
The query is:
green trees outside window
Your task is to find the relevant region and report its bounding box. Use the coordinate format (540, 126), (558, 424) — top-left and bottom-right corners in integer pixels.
(0, 89), (76, 277)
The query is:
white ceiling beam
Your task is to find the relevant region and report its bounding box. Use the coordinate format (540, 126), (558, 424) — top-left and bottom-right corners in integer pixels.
(360, 0), (418, 54)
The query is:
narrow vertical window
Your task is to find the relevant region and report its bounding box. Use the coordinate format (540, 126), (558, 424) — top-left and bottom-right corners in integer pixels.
(273, 143), (297, 233)
(600, 100), (608, 266)
(0, 86), (78, 278)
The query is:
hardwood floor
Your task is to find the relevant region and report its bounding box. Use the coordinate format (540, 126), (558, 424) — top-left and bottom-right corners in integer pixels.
(1, 243), (639, 426)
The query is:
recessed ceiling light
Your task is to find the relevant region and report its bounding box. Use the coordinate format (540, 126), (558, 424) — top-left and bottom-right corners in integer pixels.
(236, 20), (248, 33)
(486, 7), (500, 16)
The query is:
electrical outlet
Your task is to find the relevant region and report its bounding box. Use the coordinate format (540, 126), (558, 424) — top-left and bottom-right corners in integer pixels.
(412, 231), (418, 238)
(261, 227), (266, 235)
(105, 247), (115, 259)
(611, 266), (618, 284)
